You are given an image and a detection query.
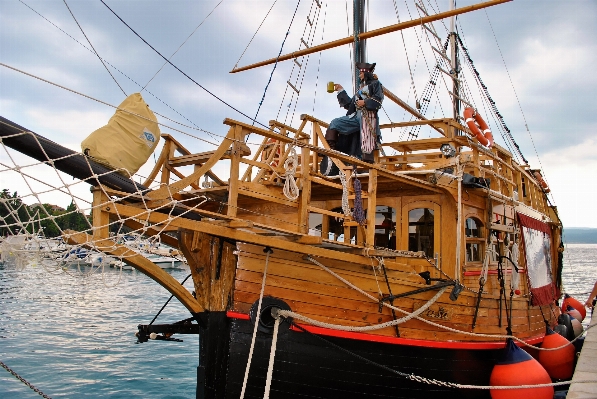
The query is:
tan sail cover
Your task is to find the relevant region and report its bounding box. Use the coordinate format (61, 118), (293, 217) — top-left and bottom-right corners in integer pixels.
(81, 93), (161, 175)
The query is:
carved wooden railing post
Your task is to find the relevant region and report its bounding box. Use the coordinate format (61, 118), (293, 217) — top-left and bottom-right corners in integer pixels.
(227, 124), (244, 218)
(91, 188), (110, 240)
(297, 136), (312, 234)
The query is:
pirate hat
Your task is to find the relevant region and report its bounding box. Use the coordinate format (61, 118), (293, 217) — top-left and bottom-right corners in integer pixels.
(355, 62), (376, 72)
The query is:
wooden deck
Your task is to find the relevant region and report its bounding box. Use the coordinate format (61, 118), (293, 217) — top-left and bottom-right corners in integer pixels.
(568, 313), (597, 398)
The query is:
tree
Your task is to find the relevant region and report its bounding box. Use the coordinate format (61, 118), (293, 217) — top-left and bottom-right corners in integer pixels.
(0, 189), (32, 236)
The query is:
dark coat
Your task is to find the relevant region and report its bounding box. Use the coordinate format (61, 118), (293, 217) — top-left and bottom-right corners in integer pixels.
(336, 79), (384, 116)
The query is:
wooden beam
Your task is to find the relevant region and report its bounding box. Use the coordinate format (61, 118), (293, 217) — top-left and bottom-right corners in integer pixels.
(382, 87), (444, 136)
(64, 230), (204, 314)
(147, 126), (235, 201)
(230, 0), (511, 73)
(92, 189), (110, 240)
(108, 202), (394, 266)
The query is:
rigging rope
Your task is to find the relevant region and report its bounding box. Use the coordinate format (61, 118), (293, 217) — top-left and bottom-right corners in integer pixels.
(304, 255), (583, 350)
(456, 34), (527, 164)
(99, 0), (270, 130)
(233, 0), (278, 70)
(277, 286), (448, 331)
(62, 0), (126, 96)
(143, 0), (224, 90)
(16, 0), (226, 139)
(240, 248), (273, 399)
(252, 0), (302, 127)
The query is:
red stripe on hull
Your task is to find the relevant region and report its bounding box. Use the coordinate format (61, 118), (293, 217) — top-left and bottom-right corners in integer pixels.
(226, 311), (544, 350)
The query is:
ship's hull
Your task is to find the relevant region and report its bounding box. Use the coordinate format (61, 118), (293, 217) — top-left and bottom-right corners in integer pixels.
(197, 311), (543, 399)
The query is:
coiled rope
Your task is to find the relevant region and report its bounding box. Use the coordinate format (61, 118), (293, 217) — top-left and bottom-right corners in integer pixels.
(282, 146), (299, 200)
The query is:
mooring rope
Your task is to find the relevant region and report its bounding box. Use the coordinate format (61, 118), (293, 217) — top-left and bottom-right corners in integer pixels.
(286, 321), (594, 391)
(263, 315), (281, 399)
(277, 286), (448, 332)
(240, 248), (273, 399)
(305, 255), (586, 351)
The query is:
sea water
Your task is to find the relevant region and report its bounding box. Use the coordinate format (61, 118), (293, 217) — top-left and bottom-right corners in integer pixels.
(0, 265), (198, 398)
(1, 244), (597, 398)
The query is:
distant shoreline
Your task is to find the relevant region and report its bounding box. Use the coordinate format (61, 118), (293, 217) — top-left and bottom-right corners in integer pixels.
(563, 228), (597, 244)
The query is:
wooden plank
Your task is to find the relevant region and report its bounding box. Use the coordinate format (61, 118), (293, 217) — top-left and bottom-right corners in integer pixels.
(366, 169), (377, 247)
(179, 230), (237, 312)
(168, 144), (251, 167)
(147, 125), (236, 201)
(107, 202), (388, 265)
(297, 139), (312, 234)
(92, 189), (110, 240)
(236, 244), (537, 311)
(238, 181), (298, 208)
(227, 124), (244, 218)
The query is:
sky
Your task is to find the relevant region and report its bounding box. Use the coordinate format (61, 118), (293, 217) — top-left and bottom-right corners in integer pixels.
(0, 0), (596, 228)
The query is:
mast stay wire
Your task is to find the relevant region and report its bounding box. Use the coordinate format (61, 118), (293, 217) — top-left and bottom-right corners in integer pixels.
(457, 33), (520, 163)
(392, 0), (420, 111)
(456, 26), (527, 166)
(402, 0), (450, 139)
(17, 0), (240, 141)
(385, 0), (433, 142)
(483, 10), (550, 197)
(143, 0), (224, 91)
(284, 1), (325, 126)
(345, 0), (355, 94)
(99, 0), (271, 130)
(61, 0), (127, 97)
(275, 0), (318, 124)
(233, 0), (278, 70)
(251, 0), (302, 129)
(311, 3), (329, 114)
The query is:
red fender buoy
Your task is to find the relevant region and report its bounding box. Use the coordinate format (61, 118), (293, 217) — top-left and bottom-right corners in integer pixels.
(566, 305), (582, 323)
(538, 327), (575, 380)
(463, 107), (494, 147)
(561, 294), (586, 321)
(490, 339), (553, 399)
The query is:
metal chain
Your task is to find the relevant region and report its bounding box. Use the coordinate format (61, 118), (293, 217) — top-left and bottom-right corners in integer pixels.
(1, 361), (53, 398)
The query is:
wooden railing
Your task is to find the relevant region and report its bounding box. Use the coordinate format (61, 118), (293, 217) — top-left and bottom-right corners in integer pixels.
(119, 115), (551, 250)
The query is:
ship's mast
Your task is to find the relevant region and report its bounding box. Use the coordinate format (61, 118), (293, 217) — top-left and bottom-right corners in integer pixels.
(353, 0), (367, 89)
(449, 0), (461, 124)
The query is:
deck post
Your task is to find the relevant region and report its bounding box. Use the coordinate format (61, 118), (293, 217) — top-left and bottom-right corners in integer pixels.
(91, 188), (110, 240)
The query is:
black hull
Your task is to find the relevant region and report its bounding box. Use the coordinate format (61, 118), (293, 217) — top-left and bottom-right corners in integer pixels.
(199, 312), (503, 399)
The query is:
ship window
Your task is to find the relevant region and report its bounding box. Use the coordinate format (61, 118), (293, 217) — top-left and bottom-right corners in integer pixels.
(408, 208), (434, 257)
(465, 217), (484, 263)
(374, 206), (396, 250)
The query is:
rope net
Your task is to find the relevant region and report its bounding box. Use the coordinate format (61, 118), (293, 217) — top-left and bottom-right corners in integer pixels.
(0, 124), (198, 282)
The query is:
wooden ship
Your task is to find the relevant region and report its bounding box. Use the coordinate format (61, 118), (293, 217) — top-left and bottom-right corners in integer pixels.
(0, 0), (568, 398)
